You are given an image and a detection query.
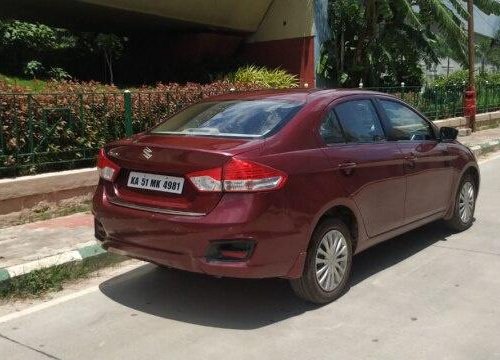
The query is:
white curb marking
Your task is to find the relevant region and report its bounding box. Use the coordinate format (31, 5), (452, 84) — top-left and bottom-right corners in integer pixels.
(6, 250), (83, 278)
(479, 152), (500, 164)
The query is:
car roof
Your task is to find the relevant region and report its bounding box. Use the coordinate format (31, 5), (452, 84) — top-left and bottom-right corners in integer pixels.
(207, 88), (397, 103)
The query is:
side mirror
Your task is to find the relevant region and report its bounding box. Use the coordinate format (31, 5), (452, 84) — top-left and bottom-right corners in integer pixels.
(440, 126), (458, 142)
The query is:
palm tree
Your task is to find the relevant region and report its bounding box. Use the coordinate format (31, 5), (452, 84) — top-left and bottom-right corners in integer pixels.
(319, 0), (500, 87)
(357, 0), (500, 65)
(432, 0), (500, 66)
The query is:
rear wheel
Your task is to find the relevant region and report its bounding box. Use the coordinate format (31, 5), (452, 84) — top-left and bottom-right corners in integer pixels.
(445, 173), (476, 232)
(290, 218), (353, 304)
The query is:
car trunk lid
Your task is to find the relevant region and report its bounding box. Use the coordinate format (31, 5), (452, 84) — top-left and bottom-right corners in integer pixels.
(104, 134), (262, 214)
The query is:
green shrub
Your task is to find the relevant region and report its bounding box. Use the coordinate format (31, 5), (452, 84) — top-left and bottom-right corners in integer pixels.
(47, 67), (71, 80)
(23, 60), (44, 78)
(228, 65), (299, 89)
(430, 70), (500, 88)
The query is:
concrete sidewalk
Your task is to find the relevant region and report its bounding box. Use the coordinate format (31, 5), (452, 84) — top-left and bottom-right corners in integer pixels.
(0, 213), (99, 281)
(459, 127), (500, 156)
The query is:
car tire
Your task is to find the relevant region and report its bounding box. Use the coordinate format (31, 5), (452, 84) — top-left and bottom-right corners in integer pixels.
(445, 173), (477, 232)
(290, 218), (353, 304)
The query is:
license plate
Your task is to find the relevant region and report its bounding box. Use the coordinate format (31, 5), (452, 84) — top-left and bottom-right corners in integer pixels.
(127, 171), (184, 194)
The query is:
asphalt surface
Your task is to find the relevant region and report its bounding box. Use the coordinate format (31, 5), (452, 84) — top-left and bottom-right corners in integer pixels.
(1, 154), (500, 360)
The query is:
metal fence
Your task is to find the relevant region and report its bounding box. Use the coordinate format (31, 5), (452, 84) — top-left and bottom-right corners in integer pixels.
(0, 90), (203, 178)
(364, 84), (500, 120)
(1, 85), (500, 178)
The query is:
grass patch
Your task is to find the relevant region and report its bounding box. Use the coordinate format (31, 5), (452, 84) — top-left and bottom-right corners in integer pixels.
(0, 253), (126, 300)
(0, 73), (47, 92)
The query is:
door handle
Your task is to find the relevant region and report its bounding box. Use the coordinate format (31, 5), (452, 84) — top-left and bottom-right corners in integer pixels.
(404, 152), (417, 160)
(405, 152), (417, 168)
(338, 162), (357, 169)
(338, 162), (357, 175)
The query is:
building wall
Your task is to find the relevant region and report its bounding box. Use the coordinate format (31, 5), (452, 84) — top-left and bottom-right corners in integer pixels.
(242, 0), (317, 86)
(242, 37), (316, 86)
(246, 0), (315, 43)
(473, 8), (500, 38)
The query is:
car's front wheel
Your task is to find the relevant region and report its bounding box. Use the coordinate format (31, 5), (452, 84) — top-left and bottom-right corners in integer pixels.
(445, 173), (477, 232)
(290, 218), (353, 304)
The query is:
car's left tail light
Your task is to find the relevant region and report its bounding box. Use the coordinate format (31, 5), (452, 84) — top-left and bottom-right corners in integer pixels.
(187, 158), (287, 193)
(97, 148), (120, 182)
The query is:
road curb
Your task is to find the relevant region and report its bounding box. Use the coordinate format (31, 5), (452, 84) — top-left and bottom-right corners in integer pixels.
(0, 242), (108, 283)
(467, 139), (500, 158)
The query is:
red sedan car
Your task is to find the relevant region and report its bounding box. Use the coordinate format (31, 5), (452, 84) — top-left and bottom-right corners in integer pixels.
(93, 89), (479, 303)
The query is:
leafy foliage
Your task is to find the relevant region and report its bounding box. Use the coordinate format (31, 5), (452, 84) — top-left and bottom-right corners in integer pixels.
(476, 30), (500, 71)
(319, 0), (500, 87)
(23, 60), (44, 78)
(0, 20), (76, 51)
(0, 20), (128, 83)
(430, 69), (500, 88)
(319, 0), (440, 87)
(228, 66), (299, 89)
(47, 67), (72, 81)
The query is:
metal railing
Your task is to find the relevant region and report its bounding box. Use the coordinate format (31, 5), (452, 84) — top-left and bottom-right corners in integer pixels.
(1, 84), (500, 178)
(364, 84), (500, 119)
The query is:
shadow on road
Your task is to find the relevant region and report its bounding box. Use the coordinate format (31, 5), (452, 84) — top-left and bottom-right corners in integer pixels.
(99, 221), (456, 330)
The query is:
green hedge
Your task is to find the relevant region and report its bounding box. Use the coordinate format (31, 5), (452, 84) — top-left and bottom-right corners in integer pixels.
(430, 70), (500, 88)
(0, 80), (263, 178)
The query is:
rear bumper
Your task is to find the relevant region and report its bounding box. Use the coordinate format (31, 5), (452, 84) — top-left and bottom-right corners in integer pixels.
(93, 184), (306, 279)
(101, 238), (304, 279)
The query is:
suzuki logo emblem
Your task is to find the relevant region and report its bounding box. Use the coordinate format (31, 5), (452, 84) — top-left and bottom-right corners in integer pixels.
(142, 147), (153, 160)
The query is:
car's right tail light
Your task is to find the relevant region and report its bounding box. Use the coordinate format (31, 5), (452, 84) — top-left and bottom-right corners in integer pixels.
(187, 158), (287, 193)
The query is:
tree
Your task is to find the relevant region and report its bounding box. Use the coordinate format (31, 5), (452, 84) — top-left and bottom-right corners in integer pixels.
(319, 0), (500, 87)
(95, 34), (125, 85)
(476, 36), (493, 73)
(0, 20), (76, 51)
(319, 0), (439, 87)
(0, 20), (76, 78)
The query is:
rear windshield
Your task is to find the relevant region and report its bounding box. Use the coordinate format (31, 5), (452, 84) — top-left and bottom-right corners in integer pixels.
(151, 100), (303, 138)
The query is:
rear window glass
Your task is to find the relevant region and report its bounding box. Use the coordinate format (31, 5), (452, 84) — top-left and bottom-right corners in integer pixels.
(151, 100), (303, 138)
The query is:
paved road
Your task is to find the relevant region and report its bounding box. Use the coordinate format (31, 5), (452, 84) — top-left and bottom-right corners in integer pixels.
(2, 155), (500, 360)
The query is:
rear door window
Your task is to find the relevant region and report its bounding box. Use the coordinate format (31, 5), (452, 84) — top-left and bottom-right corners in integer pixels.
(334, 100), (385, 142)
(151, 100), (303, 138)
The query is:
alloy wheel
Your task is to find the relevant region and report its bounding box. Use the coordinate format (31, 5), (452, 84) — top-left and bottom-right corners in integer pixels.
(459, 181), (475, 223)
(315, 230), (348, 292)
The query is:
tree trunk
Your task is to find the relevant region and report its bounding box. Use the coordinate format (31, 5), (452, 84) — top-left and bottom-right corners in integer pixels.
(104, 51), (114, 85)
(354, 0), (376, 86)
(340, 30), (345, 73)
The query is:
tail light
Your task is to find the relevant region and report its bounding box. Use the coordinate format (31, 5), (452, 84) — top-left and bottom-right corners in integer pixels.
(188, 158), (287, 193)
(97, 148), (120, 182)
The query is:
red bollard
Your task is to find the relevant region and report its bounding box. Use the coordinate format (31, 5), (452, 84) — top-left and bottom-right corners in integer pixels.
(463, 88), (476, 131)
